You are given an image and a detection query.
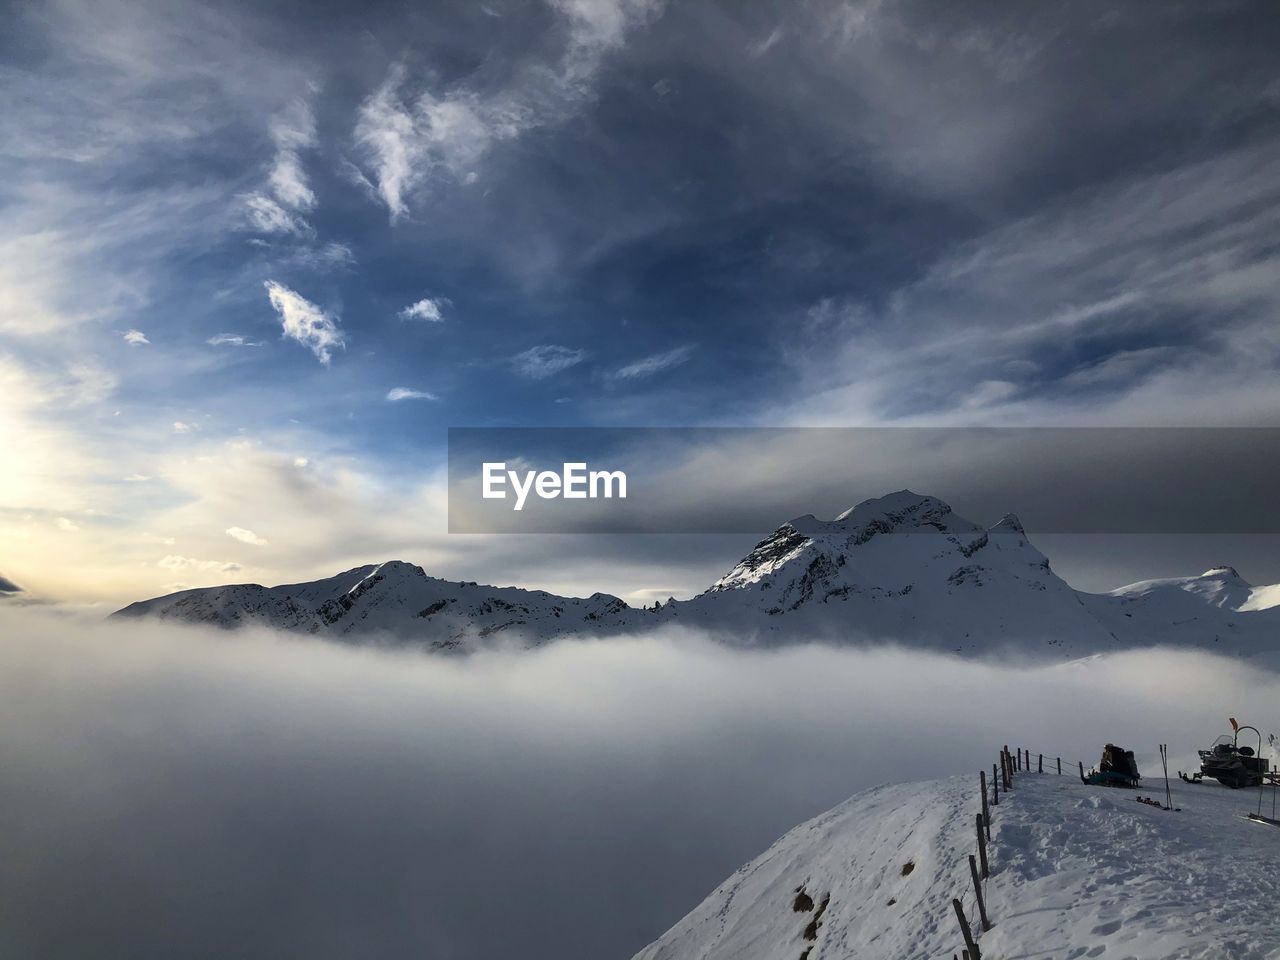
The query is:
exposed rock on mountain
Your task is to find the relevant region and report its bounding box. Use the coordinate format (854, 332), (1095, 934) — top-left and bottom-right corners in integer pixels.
(114, 491), (1280, 659)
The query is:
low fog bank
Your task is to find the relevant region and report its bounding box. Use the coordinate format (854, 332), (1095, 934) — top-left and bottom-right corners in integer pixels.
(1, 610), (1276, 960)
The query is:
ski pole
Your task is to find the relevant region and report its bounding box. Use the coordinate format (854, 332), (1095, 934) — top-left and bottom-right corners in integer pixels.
(1160, 744), (1172, 810)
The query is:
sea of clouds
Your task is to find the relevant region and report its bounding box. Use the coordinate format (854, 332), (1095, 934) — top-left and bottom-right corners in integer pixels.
(1, 609), (1276, 959)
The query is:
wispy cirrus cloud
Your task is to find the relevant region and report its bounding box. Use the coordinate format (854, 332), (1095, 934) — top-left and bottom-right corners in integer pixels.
(226, 526), (268, 546)
(263, 280), (345, 365)
(399, 297), (447, 322)
(747, 26), (784, 58)
(207, 333), (265, 348)
(266, 99), (317, 211)
(512, 344), (587, 379)
(386, 387), (438, 402)
(779, 139), (1280, 427)
(352, 0), (663, 219)
(244, 195), (311, 237)
(613, 344), (694, 380)
(284, 241), (356, 271)
(156, 555), (241, 573)
(245, 98), (318, 235)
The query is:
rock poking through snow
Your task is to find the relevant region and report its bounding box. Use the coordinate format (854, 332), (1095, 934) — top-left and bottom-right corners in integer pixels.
(633, 770), (1280, 960)
(113, 492), (1280, 661)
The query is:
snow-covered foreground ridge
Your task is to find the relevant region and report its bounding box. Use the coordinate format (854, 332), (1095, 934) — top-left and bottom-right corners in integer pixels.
(111, 491), (1280, 658)
(634, 766), (1280, 960)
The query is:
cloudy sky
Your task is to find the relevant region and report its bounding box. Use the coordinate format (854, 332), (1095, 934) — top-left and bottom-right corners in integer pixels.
(4, 0), (1280, 604)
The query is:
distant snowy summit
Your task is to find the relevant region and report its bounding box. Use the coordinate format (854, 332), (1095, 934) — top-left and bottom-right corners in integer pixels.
(112, 559), (631, 651)
(677, 490), (1093, 653)
(113, 490), (1280, 659)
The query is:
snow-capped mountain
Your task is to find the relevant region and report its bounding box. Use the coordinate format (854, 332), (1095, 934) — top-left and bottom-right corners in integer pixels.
(113, 491), (1280, 658)
(665, 491), (1108, 655)
(112, 560), (630, 650)
(1082, 565), (1280, 659)
(632, 770), (1280, 960)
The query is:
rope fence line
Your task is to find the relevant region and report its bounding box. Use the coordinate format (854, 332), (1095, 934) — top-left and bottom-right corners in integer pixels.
(948, 744), (1080, 960)
(948, 742), (1280, 957)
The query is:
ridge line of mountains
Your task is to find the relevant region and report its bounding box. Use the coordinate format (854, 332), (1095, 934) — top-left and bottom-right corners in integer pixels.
(111, 490), (1280, 660)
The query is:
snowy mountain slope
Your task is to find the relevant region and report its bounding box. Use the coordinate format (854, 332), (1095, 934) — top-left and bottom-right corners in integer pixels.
(633, 771), (1280, 960)
(662, 491), (1111, 656)
(113, 491), (1280, 659)
(112, 560), (630, 650)
(1084, 566), (1280, 661)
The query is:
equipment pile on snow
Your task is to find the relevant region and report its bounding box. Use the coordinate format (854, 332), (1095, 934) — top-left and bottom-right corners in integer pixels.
(1080, 743), (1140, 788)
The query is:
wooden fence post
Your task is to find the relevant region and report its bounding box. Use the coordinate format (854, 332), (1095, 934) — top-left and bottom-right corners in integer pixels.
(1079, 760), (1086, 783)
(969, 854), (992, 931)
(1057, 756), (1062, 776)
(980, 771), (989, 830)
(992, 764), (999, 805)
(976, 813), (989, 877)
(953, 899), (981, 960)
(1038, 753), (1043, 773)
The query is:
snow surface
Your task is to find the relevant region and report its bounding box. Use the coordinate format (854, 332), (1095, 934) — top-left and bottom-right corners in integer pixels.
(1242, 584), (1280, 613)
(112, 560), (630, 650)
(633, 770), (1280, 960)
(676, 491), (1106, 655)
(113, 491), (1280, 660)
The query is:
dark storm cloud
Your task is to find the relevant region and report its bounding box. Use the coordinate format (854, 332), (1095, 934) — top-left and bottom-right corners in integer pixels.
(1, 610), (1278, 960)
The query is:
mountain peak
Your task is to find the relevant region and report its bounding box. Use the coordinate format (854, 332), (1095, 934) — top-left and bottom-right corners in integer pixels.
(108, 489), (1280, 661)
(370, 560), (428, 577)
(833, 490), (956, 530)
(1198, 563), (1249, 586)
(991, 513), (1025, 535)
(1201, 565), (1243, 581)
